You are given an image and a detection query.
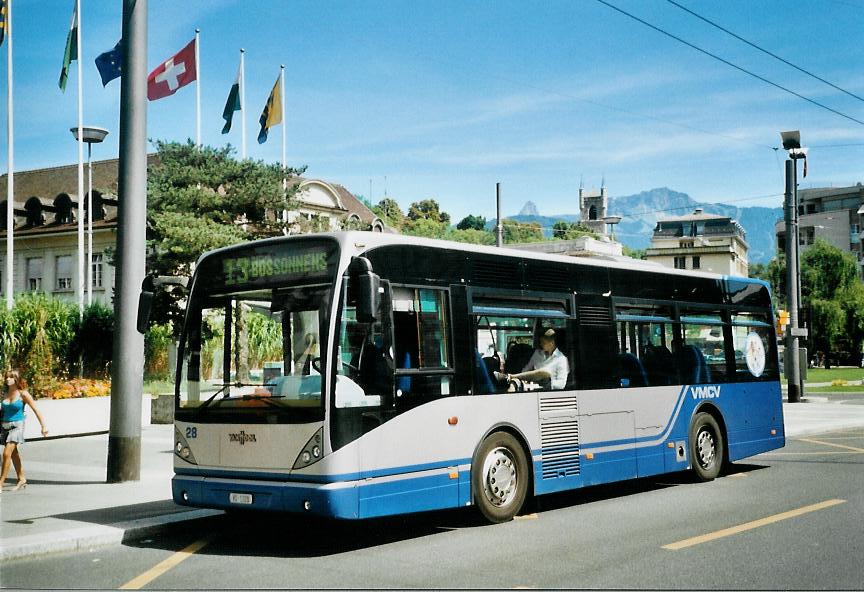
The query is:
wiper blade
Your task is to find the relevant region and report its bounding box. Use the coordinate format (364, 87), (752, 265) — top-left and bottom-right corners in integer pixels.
(196, 383), (232, 412)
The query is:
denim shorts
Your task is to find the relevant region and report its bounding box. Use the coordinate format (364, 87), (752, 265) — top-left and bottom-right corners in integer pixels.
(0, 420), (25, 445)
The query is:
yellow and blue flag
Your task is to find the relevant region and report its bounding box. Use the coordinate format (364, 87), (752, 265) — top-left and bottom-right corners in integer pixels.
(0, 0), (8, 47)
(257, 75), (282, 144)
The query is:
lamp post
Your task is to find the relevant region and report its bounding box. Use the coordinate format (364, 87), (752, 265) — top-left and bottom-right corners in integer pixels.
(70, 126), (109, 307)
(780, 130), (808, 403)
(603, 215), (622, 241)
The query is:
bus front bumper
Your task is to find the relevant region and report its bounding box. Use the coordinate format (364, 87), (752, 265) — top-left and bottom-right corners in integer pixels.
(172, 474), (360, 519)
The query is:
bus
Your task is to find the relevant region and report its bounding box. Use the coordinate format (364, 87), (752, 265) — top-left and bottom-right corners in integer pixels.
(168, 232), (784, 523)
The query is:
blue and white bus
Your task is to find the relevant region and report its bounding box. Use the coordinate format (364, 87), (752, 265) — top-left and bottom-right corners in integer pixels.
(171, 232), (784, 522)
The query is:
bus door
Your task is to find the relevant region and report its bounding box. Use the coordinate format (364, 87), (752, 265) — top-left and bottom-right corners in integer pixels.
(574, 293), (638, 486)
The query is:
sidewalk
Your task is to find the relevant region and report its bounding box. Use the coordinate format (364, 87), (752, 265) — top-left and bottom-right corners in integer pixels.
(0, 425), (219, 562)
(3, 399), (864, 562)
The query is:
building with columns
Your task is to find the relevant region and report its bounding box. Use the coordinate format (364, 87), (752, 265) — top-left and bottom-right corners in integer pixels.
(1, 158), (383, 306)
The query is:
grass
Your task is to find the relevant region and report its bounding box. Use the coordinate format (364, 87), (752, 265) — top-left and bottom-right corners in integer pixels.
(807, 385), (864, 393)
(143, 379), (175, 395)
(804, 368), (864, 383)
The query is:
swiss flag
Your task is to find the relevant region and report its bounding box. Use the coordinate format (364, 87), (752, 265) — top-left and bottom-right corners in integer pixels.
(147, 39), (197, 101)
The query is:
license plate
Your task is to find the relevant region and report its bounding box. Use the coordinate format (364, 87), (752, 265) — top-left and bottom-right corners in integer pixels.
(229, 492), (253, 505)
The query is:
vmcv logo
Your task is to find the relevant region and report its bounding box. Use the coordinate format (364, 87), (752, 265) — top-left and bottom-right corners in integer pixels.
(691, 385), (721, 400)
(228, 430), (257, 445)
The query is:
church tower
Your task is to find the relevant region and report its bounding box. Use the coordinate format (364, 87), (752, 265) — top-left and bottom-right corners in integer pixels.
(579, 179), (608, 235)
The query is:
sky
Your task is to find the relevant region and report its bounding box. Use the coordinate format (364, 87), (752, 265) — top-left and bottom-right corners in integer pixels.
(1, 0), (863, 222)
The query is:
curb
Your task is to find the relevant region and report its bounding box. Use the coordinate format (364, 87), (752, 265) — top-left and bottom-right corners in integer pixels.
(0, 508), (222, 563)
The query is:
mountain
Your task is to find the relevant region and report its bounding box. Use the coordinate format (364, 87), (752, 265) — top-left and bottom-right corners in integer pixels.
(487, 188), (782, 264)
(519, 201), (540, 216)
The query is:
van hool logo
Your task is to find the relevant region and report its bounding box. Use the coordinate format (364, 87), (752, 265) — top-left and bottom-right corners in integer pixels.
(228, 431), (257, 445)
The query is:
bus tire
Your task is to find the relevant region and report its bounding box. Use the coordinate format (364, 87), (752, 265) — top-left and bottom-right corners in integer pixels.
(472, 431), (529, 523)
(689, 412), (724, 482)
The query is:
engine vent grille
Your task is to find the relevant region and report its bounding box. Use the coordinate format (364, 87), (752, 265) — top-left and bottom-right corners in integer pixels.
(540, 419), (580, 479)
(578, 305), (612, 327)
(539, 395), (577, 414)
(471, 258), (518, 287)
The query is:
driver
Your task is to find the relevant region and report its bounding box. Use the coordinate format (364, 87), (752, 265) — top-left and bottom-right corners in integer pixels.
(496, 328), (568, 390)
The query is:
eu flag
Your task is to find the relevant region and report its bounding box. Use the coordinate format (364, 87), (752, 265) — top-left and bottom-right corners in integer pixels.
(95, 40), (122, 86)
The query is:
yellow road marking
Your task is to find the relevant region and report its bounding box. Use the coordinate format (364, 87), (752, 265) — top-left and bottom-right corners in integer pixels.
(119, 538), (210, 590)
(727, 473), (747, 478)
(799, 438), (864, 453)
(514, 513), (538, 520)
(662, 499), (846, 551)
(760, 451), (860, 456)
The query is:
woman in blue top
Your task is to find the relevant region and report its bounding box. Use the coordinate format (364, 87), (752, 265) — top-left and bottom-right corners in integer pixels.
(1, 369), (48, 492)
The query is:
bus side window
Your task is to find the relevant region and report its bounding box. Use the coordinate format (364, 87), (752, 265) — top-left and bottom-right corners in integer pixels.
(679, 310), (729, 384)
(392, 287), (453, 401)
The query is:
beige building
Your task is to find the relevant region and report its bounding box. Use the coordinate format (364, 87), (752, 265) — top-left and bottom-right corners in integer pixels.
(646, 208), (749, 276)
(774, 184), (864, 280)
(1, 158), (383, 307)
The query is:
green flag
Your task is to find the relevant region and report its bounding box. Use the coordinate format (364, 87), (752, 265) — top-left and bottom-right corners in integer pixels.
(59, 1), (78, 91)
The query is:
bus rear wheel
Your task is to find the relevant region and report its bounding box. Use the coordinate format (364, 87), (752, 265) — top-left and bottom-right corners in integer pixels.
(472, 431), (529, 523)
(689, 412), (724, 481)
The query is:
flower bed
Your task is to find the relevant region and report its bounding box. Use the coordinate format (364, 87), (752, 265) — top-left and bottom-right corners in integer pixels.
(43, 378), (111, 399)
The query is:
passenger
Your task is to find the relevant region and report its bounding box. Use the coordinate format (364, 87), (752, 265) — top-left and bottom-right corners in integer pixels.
(496, 328), (569, 390)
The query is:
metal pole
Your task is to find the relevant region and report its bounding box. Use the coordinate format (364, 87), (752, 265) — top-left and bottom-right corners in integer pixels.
(194, 28), (200, 148)
(239, 48), (246, 159)
(5, 0), (14, 310)
(108, 0), (147, 482)
(86, 143), (92, 307)
(784, 158), (801, 403)
(495, 182), (503, 247)
(280, 65), (287, 228)
(75, 0), (85, 318)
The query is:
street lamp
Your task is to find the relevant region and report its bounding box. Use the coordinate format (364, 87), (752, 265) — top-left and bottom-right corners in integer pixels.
(70, 126), (109, 307)
(603, 215), (622, 240)
(780, 130), (808, 403)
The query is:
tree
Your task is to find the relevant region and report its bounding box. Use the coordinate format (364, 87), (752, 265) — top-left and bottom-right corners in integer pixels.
(402, 217), (448, 239)
(457, 214), (486, 231)
(623, 246), (646, 260)
(553, 221), (597, 241)
(407, 199), (450, 225)
(373, 198), (405, 228)
(503, 220), (543, 244)
(446, 228), (496, 245)
(765, 240), (864, 359)
(147, 140), (305, 330)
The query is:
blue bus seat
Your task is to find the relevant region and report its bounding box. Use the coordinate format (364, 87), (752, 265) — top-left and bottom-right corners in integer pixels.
(617, 352), (648, 387)
(396, 351), (412, 393)
(676, 345), (712, 384)
(475, 350), (497, 395)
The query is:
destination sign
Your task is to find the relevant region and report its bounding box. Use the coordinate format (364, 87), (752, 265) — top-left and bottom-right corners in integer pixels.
(197, 239), (338, 292)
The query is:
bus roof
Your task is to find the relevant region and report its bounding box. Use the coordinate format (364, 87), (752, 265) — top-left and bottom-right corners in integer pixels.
(196, 231), (770, 290)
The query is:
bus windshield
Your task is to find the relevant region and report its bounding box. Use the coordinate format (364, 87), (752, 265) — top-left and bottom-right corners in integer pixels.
(175, 239), (338, 422)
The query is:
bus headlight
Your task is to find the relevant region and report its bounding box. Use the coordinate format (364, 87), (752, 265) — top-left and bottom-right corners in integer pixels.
(174, 427), (198, 465)
(293, 427), (325, 469)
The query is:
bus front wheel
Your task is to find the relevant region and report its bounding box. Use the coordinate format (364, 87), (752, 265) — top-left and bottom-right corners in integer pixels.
(472, 431), (529, 523)
(689, 412), (724, 481)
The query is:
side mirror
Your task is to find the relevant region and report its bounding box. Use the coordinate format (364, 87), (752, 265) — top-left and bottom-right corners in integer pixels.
(353, 257), (380, 323)
(137, 276), (155, 334)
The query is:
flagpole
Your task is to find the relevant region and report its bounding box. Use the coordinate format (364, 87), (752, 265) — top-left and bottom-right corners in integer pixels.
(5, 0), (14, 310)
(280, 65), (286, 172)
(194, 28), (200, 148)
(240, 48), (246, 159)
(76, 0), (85, 318)
(280, 64), (287, 229)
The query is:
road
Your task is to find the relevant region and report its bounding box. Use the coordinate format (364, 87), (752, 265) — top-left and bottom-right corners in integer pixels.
(3, 427), (863, 590)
